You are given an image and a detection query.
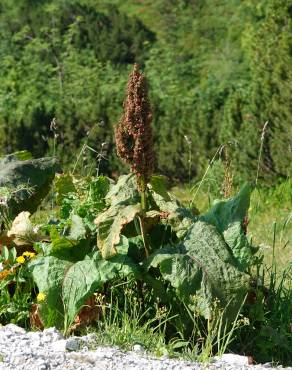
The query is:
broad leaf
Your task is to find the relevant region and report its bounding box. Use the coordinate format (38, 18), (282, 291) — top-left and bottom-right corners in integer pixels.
(48, 227), (91, 261)
(89, 176), (110, 204)
(145, 221), (249, 320)
(95, 204), (140, 258)
(105, 174), (140, 206)
(0, 151), (32, 162)
(50, 227), (74, 251)
(62, 251), (141, 329)
(149, 175), (171, 201)
(149, 182), (195, 238)
(29, 256), (72, 327)
(201, 183), (254, 269)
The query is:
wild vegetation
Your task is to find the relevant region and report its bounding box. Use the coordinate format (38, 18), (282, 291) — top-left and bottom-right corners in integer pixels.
(0, 64), (291, 367)
(0, 0), (291, 366)
(0, 0), (291, 183)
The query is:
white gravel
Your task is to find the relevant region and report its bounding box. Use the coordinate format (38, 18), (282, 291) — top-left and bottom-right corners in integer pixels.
(0, 324), (290, 370)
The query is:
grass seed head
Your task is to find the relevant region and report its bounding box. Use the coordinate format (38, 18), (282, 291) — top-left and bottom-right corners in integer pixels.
(115, 64), (155, 191)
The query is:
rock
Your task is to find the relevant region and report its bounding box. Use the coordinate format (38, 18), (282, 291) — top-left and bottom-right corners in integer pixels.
(65, 338), (81, 352)
(0, 155), (60, 220)
(35, 359), (50, 370)
(25, 331), (42, 340)
(216, 353), (253, 365)
(133, 344), (145, 353)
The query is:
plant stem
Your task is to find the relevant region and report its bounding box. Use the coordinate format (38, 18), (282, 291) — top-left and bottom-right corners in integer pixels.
(190, 144), (225, 207)
(138, 215), (149, 257)
(255, 121), (269, 186)
(138, 177), (149, 256)
(141, 190), (146, 215)
(139, 176), (147, 215)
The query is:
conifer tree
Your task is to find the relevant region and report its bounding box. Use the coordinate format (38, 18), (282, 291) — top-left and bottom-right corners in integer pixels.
(238, 0), (292, 181)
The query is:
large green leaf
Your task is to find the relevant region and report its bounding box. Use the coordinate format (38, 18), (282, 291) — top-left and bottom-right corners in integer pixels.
(149, 175), (171, 201)
(50, 227), (74, 251)
(95, 203), (141, 259)
(48, 226), (91, 262)
(201, 183), (254, 269)
(62, 251), (141, 329)
(149, 177), (195, 238)
(91, 175), (140, 259)
(105, 174), (140, 206)
(94, 173), (194, 259)
(145, 220), (249, 320)
(28, 256), (72, 327)
(89, 176), (111, 205)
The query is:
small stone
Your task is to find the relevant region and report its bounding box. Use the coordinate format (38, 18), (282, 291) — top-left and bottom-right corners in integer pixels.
(133, 344), (145, 353)
(37, 362), (49, 370)
(216, 353), (252, 365)
(65, 337), (80, 351)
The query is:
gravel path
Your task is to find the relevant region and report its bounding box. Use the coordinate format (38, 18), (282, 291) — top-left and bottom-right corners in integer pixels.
(0, 324), (290, 370)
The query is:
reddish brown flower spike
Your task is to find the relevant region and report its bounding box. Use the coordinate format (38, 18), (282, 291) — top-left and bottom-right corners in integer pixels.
(115, 64), (155, 191)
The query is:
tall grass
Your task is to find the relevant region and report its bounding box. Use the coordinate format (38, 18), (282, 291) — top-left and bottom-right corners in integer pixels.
(81, 280), (249, 362)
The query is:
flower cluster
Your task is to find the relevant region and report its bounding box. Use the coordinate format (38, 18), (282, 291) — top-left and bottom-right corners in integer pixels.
(16, 251), (36, 265)
(115, 64), (155, 192)
(37, 292), (46, 302)
(0, 268), (13, 280)
(0, 250), (36, 280)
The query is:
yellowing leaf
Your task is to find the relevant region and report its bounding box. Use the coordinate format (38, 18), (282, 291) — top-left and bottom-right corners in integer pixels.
(95, 204), (140, 259)
(7, 211), (37, 246)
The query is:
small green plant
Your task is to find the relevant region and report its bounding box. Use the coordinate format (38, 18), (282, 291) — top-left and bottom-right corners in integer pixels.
(0, 246), (35, 328)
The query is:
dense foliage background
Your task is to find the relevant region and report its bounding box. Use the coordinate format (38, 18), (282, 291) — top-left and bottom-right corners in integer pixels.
(0, 0), (291, 183)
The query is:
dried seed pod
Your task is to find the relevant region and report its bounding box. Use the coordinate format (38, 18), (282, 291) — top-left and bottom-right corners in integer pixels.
(115, 64), (155, 192)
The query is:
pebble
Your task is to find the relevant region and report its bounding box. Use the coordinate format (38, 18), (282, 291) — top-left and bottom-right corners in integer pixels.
(133, 344), (145, 353)
(0, 324), (291, 370)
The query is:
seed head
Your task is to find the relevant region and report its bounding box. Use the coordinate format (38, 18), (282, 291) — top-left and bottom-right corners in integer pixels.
(115, 64), (155, 191)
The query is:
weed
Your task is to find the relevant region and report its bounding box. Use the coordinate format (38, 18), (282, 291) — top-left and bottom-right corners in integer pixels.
(80, 281), (172, 357)
(0, 66), (290, 367)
